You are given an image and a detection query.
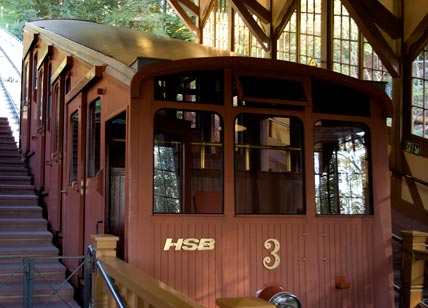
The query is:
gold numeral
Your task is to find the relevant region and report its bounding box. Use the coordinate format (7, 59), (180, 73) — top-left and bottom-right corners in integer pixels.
(263, 239), (280, 270)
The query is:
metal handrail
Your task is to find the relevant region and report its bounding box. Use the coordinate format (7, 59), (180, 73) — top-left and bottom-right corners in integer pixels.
(87, 245), (127, 308)
(390, 168), (428, 187)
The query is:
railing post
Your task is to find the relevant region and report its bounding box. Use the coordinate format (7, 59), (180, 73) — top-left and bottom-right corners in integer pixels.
(399, 230), (428, 308)
(91, 234), (119, 308)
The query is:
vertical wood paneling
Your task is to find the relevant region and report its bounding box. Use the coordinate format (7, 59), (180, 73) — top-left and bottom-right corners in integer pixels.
(316, 222), (375, 308)
(149, 219), (383, 308)
(152, 221), (222, 307)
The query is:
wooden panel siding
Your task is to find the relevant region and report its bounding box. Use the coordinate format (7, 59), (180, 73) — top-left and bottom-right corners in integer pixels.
(152, 221), (223, 308)
(148, 219), (379, 308)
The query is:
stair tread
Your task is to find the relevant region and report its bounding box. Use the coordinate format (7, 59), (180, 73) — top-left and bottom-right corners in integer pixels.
(0, 184), (34, 188)
(0, 261), (65, 270)
(0, 301), (80, 308)
(0, 244), (58, 251)
(0, 194), (37, 198)
(0, 230), (51, 237)
(0, 217), (46, 221)
(0, 122), (79, 308)
(0, 204), (40, 209)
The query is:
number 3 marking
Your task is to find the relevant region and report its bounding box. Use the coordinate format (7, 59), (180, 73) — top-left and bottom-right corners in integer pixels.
(263, 239), (280, 270)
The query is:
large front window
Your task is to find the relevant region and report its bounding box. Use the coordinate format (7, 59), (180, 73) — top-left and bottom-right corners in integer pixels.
(153, 109), (223, 214)
(412, 44), (428, 139)
(314, 121), (372, 214)
(234, 114), (304, 214)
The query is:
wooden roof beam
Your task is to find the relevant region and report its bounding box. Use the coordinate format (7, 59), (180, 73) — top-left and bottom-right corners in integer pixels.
(167, 0), (199, 36)
(200, 0), (216, 30)
(273, 0), (297, 39)
(230, 0), (270, 50)
(405, 13), (428, 60)
(341, 0), (400, 77)
(360, 0), (401, 39)
(241, 0), (271, 25)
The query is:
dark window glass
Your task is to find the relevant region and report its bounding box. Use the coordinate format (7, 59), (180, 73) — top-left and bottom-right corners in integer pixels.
(312, 80), (370, 116)
(69, 111), (79, 183)
(154, 71), (224, 105)
(234, 114), (305, 214)
(239, 76), (306, 102)
(37, 68), (44, 126)
(314, 121), (372, 215)
(52, 85), (60, 153)
(153, 109), (223, 214)
(32, 53), (38, 94)
(24, 62), (30, 106)
(88, 98), (101, 177)
(46, 64), (52, 129)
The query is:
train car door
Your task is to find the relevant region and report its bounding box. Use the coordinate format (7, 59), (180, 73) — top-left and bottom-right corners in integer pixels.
(105, 112), (126, 259)
(29, 58), (48, 191)
(45, 81), (64, 235)
(83, 98), (104, 250)
(61, 94), (85, 281)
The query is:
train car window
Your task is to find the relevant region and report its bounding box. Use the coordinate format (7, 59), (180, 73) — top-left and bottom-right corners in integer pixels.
(314, 121), (372, 215)
(312, 80), (370, 116)
(37, 68), (44, 126)
(234, 114), (305, 215)
(65, 75), (71, 94)
(23, 61), (30, 106)
(46, 63), (52, 130)
(237, 76), (307, 103)
(52, 84), (60, 153)
(32, 53), (38, 96)
(153, 109), (223, 214)
(87, 98), (101, 177)
(69, 111), (79, 183)
(154, 71), (223, 105)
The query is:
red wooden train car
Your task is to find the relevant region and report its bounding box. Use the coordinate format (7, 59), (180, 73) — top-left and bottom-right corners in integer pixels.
(20, 19), (393, 307)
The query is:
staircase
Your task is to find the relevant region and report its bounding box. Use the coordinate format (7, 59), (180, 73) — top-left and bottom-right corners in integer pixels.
(0, 118), (80, 307)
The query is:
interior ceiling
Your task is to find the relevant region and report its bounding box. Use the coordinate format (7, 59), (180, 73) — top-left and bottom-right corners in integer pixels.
(166, 0), (428, 79)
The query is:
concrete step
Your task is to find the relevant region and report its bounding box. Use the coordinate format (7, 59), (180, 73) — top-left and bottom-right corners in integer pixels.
(0, 184), (34, 194)
(0, 144), (20, 152)
(0, 166), (28, 176)
(0, 205), (42, 218)
(0, 218), (48, 231)
(0, 148), (20, 155)
(0, 299), (81, 308)
(0, 280), (75, 304)
(0, 244), (59, 257)
(0, 175), (32, 185)
(0, 262), (67, 282)
(0, 194), (38, 205)
(0, 161), (23, 168)
(0, 230), (52, 244)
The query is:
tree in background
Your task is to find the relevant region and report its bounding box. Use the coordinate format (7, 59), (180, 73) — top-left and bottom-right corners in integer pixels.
(0, 0), (194, 41)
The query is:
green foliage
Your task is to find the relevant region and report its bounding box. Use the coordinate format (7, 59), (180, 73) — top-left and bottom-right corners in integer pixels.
(0, 0), (195, 41)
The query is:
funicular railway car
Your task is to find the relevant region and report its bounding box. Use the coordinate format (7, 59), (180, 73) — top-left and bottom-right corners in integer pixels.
(20, 19), (394, 307)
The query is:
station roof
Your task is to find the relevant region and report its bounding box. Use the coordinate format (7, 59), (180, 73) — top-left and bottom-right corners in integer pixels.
(27, 19), (236, 67)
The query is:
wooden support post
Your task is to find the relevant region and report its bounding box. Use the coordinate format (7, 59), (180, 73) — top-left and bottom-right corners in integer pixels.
(399, 230), (428, 308)
(90, 234), (119, 308)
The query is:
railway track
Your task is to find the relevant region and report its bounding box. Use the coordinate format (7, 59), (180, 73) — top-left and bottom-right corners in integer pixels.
(0, 28), (22, 142)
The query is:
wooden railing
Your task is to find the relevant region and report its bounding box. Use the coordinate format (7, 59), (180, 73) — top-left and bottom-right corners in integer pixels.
(90, 234), (206, 308)
(90, 232), (427, 308)
(400, 230), (428, 308)
(90, 234), (274, 308)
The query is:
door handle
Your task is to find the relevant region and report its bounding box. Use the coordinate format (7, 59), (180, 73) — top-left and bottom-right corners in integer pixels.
(80, 179), (85, 196)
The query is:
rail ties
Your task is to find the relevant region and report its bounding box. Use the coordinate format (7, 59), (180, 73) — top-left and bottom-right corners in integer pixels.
(0, 28), (22, 143)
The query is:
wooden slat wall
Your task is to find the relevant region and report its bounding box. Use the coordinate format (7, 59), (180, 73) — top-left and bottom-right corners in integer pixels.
(149, 220), (377, 308)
